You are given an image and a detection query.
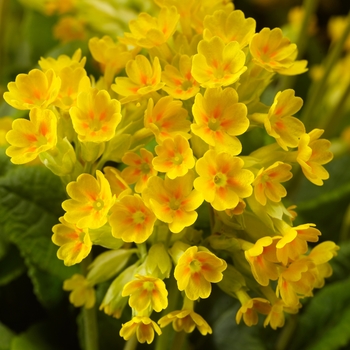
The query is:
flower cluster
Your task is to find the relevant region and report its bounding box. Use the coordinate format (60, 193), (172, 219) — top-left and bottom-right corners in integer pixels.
(3, 0), (338, 345)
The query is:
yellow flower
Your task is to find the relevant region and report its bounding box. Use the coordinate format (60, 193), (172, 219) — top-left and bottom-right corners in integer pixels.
(53, 16), (87, 43)
(161, 55), (200, 100)
(103, 166), (132, 199)
(3, 69), (61, 110)
(109, 194), (157, 243)
(152, 135), (195, 179)
(119, 6), (179, 49)
(253, 161), (293, 206)
(174, 246), (227, 300)
(122, 274), (168, 312)
(120, 316), (162, 344)
(264, 89), (305, 150)
(263, 299), (299, 330)
(194, 150), (254, 211)
(121, 148), (158, 193)
(158, 309), (212, 335)
(297, 129), (333, 186)
(6, 108), (57, 164)
(192, 36), (247, 88)
(142, 172), (203, 233)
(203, 10), (256, 48)
(191, 87), (249, 155)
(52, 217), (92, 266)
(0, 117), (13, 146)
(144, 96), (191, 143)
(250, 27), (308, 75)
(112, 55), (164, 103)
(70, 88), (121, 143)
(63, 274), (95, 309)
(62, 170), (115, 229)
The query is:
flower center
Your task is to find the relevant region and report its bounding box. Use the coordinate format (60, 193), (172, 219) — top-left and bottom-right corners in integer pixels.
(173, 153), (183, 165)
(93, 198), (105, 211)
(181, 80), (193, 91)
(189, 259), (202, 273)
(132, 211), (145, 224)
(208, 117), (220, 131)
(141, 162), (150, 174)
(214, 173), (227, 187)
(169, 198), (181, 210)
(143, 281), (155, 292)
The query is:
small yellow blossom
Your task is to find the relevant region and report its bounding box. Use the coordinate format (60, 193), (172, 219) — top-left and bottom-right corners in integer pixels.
(109, 194), (157, 243)
(192, 36), (247, 88)
(103, 166), (132, 199)
(112, 55), (164, 103)
(158, 309), (212, 335)
(63, 274), (95, 309)
(144, 96), (191, 143)
(6, 108), (57, 164)
(264, 89), (305, 150)
(122, 274), (168, 312)
(152, 135), (195, 179)
(191, 87), (249, 155)
(52, 217), (92, 266)
(43, 0), (75, 15)
(253, 161), (293, 206)
(203, 10), (256, 48)
(53, 16), (87, 43)
(250, 27), (308, 75)
(62, 170), (115, 229)
(119, 6), (179, 49)
(174, 246), (227, 300)
(0, 117), (13, 146)
(297, 129), (333, 186)
(70, 88), (121, 143)
(263, 299), (299, 330)
(162, 55), (200, 100)
(121, 148), (158, 193)
(194, 150), (254, 211)
(120, 316), (162, 344)
(4, 69), (61, 110)
(142, 171), (203, 233)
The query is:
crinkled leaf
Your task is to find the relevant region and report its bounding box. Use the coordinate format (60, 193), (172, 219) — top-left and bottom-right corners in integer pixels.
(0, 244), (25, 286)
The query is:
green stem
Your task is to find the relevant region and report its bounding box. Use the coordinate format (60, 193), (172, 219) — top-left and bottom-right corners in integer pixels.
(301, 11), (350, 129)
(81, 256), (99, 350)
(275, 314), (298, 350)
(123, 334), (138, 350)
(170, 331), (187, 350)
(279, 0), (319, 91)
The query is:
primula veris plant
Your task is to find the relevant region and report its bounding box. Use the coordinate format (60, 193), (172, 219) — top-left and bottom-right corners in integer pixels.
(3, 0), (347, 349)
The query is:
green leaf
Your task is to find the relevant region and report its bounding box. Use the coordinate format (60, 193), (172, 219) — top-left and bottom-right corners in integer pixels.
(0, 244), (25, 286)
(0, 162), (78, 281)
(0, 322), (15, 350)
(289, 277), (350, 350)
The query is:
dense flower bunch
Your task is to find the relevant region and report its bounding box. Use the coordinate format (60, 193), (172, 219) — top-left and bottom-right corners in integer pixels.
(3, 0), (339, 345)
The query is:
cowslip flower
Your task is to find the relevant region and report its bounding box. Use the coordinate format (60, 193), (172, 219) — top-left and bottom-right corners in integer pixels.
(6, 107), (57, 164)
(121, 148), (158, 193)
(203, 10), (256, 49)
(142, 171), (203, 233)
(3, 68), (61, 110)
(158, 309), (212, 335)
(194, 150), (254, 211)
(244, 236), (279, 286)
(174, 246), (227, 300)
(253, 161), (293, 206)
(250, 27), (308, 75)
(52, 217), (92, 266)
(62, 170), (115, 229)
(161, 55), (200, 100)
(191, 87), (249, 155)
(63, 274), (95, 309)
(70, 88), (122, 143)
(119, 6), (179, 49)
(275, 222), (321, 266)
(112, 55), (164, 103)
(120, 316), (162, 344)
(263, 299), (299, 330)
(296, 129), (333, 186)
(144, 96), (191, 143)
(122, 274), (168, 312)
(264, 89), (305, 150)
(53, 16), (86, 43)
(0, 117), (13, 146)
(103, 166), (132, 199)
(192, 36), (247, 88)
(109, 194), (157, 243)
(152, 135), (195, 179)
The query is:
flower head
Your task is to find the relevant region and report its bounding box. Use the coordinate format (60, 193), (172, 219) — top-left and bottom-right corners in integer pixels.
(174, 246), (227, 300)
(6, 108), (57, 164)
(109, 194), (157, 243)
(120, 316), (162, 344)
(52, 216), (92, 266)
(192, 36), (247, 88)
(4, 69), (61, 110)
(63, 274), (95, 309)
(62, 170), (115, 229)
(122, 274), (168, 312)
(194, 150), (254, 211)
